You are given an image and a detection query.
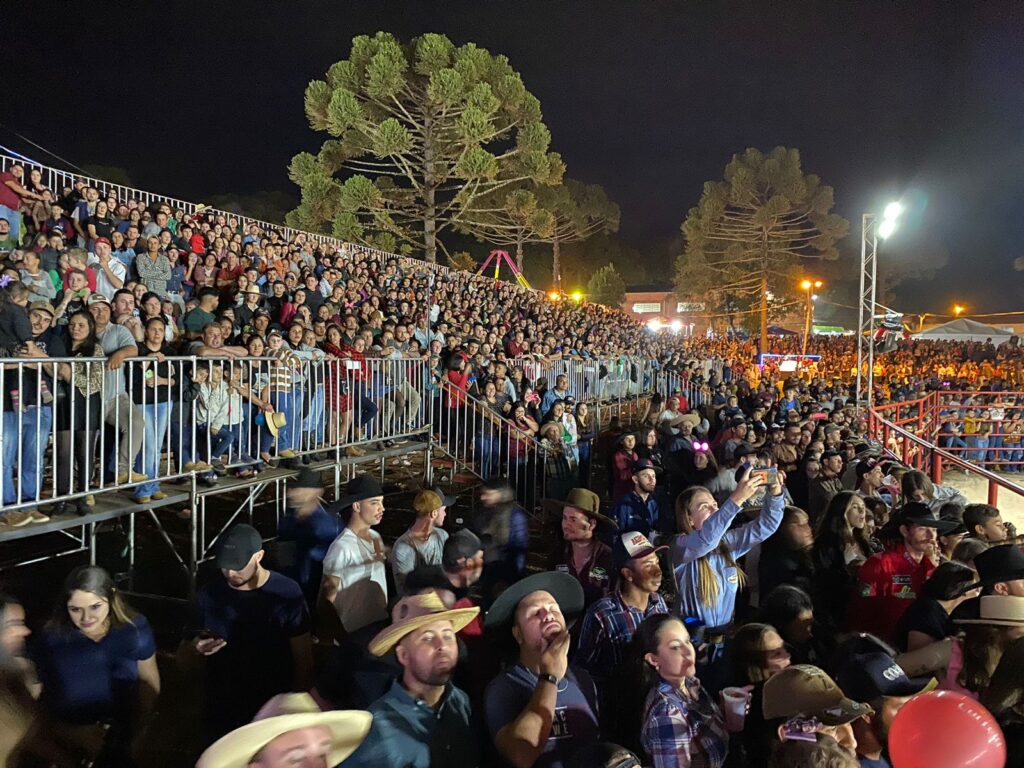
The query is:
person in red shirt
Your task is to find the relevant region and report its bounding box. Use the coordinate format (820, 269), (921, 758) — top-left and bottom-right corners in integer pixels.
(849, 502), (957, 643)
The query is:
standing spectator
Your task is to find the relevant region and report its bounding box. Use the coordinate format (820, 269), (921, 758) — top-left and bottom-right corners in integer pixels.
(483, 572), (597, 768)
(546, 488), (616, 608)
(963, 503), (1009, 543)
(344, 592), (481, 766)
(276, 468), (344, 608)
(320, 475), (389, 636)
(812, 492), (879, 631)
(134, 237), (171, 295)
(473, 479), (529, 599)
(128, 316), (175, 503)
(758, 505), (816, 600)
(391, 489), (452, 595)
(0, 168), (44, 243)
(895, 560), (978, 651)
(190, 524), (313, 740)
(36, 566), (160, 765)
(807, 449), (844, 523)
(609, 433), (639, 500)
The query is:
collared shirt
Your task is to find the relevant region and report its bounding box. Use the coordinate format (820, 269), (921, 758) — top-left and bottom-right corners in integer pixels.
(611, 491), (664, 537)
(551, 541), (614, 608)
(346, 679), (478, 768)
(641, 678), (729, 768)
(850, 545), (937, 643)
(577, 589), (668, 684)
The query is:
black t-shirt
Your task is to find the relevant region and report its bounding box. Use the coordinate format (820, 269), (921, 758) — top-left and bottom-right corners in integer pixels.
(129, 343), (175, 404)
(895, 597), (952, 651)
(90, 215), (114, 240)
(3, 326), (67, 412)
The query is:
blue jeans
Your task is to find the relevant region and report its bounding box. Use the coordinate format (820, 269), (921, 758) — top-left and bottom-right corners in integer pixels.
(988, 435), (1004, 467)
(302, 388), (325, 449)
(475, 432), (498, 479)
(1, 406), (52, 505)
(271, 392), (299, 452)
(969, 436), (989, 463)
(134, 401), (170, 499)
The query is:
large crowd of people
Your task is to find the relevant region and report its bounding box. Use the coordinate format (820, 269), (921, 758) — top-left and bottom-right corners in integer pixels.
(0, 167), (1022, 767)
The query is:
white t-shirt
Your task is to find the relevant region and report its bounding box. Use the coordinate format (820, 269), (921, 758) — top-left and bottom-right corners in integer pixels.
(322, 528), (388, 633)
(88, 255), (127, 301)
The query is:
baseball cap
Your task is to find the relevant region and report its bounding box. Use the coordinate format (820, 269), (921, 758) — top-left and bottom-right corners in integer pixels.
(762, 665), (874, 725)
(441, 529), (482, 571)
(412, 490), (444, 516)
(215, 524), (263, 571)
(613, 531), (667, 570)
(855, 458), (880, 479)
(835, 652), (937, 702)
(87, 293), (111, 306)
(631, 459), (656, 475)
(820, 449), (842, 460)
(93, 237), (112, 248)
(28, 300), (55, 318)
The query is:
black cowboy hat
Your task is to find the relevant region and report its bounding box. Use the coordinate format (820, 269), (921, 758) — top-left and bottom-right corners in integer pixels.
(484, 571), (584, 631)
(334, 475), (385, 508)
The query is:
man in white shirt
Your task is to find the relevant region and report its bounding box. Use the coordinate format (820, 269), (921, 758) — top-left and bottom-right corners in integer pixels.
(321, 475), (388, 637)
(88, 237), (126, 300)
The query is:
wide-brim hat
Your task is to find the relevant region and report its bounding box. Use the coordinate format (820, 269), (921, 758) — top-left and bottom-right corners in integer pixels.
(265, 411), (287, 438)
(336, 475), (385, 508)
(542, 488), (616, 530)
(484, 571), (584, 631)
(897, 502), (961, 535)
(954, 595), (1024, 627)
(196, 693), (371, 768)
(368, 592), (480, 656)
(973, 544), (1024, 586)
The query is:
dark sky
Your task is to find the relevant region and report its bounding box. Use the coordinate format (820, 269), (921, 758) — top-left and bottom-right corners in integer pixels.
(6, 1), (1024, 313)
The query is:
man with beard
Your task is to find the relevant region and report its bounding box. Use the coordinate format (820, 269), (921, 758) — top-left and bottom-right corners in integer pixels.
(344, 592), (481, 767)
(610, 459), (665, 538)
(546, 488), (615, 608)
(483, 571), (598, 768)
(191, 524), (313, 741)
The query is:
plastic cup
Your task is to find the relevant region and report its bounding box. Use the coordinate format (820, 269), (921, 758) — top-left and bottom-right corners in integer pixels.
(721, 686), (750, 733)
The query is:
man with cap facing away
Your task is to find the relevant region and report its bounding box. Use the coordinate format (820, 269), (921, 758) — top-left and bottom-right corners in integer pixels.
(320, 475), (389, 640)
(191, 523), (313, 741)
(483, 571), (598, 768)
(849, 502), (955, 643)
(196, 692), (371, 768)
(391, 489), (452, 595)
(547, 488), (615, 608)
(834, 652), (936, 768)
(610, 459), (665, 538)
(276, 468), (343, 609)
(577, 532), (669, 702)
(762, 664), (874, 756)
(344, 592), (480, 767)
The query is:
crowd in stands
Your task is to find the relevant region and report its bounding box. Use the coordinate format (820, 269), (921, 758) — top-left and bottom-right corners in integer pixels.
(0, 166), (1023, 766)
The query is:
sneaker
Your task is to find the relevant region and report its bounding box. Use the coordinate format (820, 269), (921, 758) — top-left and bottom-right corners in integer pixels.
(1, 512), (34, 527)
(116, 471), (149, 484)
(345, 446), (366, 457)
(278, 449), (298, 459)
(151, 492), (168, 501)
(28, 510), (50, 523)
(134, 496), (152, 504)
(85, 495), (96, 507)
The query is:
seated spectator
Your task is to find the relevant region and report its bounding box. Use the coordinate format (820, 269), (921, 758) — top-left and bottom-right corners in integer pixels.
(391, 489), (452, 595)
(196, 693), (371, 768)
(483, 571), (596, 768)
(963, 503), (1009, 543)
(546, 488), (615, 608)
(344, 592), (480, 766)
(35, 566), (160, 764)
(190, 524), (312, 740)
(611, 458), (665, 538)
(895, 560), (978, 651)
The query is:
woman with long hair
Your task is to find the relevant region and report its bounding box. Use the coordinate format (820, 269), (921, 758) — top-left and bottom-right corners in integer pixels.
(575, 401), (596, 487)
(727, 622), (792, 768)
(609, 432), (639, 500)
(758, 506), (816, 600)
(36, 566), (159, 766)
(811, 491), (879, 631)
(759, 585), (831, 667)
(54, 310), (104, 515)
(633, 613), (730, 768)
(671, 468), (785, 693)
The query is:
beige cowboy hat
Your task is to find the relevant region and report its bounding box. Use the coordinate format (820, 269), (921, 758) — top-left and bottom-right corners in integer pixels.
(542, 487), (616, 530)
(367, 591), (479, 657)
(954, 595), (1024, 627)
(195, 692), (371, 768)
(265, 411), (287, 438)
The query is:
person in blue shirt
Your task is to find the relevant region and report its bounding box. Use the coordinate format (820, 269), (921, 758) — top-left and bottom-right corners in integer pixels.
(346, 591), (480, 767)
(35, 565), (160, 765)
(277, 468), (344, 608)
(611, 459), (667, 538)
(540, 374), (570, 420)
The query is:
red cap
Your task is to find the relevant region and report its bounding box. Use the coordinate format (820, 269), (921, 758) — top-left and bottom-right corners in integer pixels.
(94, 237), (112, 248)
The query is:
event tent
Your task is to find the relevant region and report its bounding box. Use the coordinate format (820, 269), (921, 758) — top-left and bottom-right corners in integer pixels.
(914, 318), (1013, 342)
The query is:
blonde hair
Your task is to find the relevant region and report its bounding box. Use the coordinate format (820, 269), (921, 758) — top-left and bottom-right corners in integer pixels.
(675, 487), (746, 607)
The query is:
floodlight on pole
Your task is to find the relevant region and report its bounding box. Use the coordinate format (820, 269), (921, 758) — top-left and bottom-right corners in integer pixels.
(883, 202), (904, 220)
(953, 304), (965, 317)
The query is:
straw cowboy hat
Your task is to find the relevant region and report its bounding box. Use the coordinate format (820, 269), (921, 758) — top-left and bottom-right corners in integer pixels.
(195, 693), (371, 768)
(954, 595), (1024, 627)
(264, 411), (287, 438)
(368, 591), (479, 656)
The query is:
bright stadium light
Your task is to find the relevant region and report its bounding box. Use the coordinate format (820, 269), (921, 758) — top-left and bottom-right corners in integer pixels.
(669, 319), (683, 333)
(570, 291), (583, 302)
(647, 319), (663, 331)
(883, 201), (904, 221)
(548, 291), (561, 302)
(877, 218), (897, 240)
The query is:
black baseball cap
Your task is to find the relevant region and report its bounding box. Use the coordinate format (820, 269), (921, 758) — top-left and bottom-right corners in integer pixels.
(835, 652), (937, 703)
(442, 529), (482, 571)
(215, 524), (263, 571)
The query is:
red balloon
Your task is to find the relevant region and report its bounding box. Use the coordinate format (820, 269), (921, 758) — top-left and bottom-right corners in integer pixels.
(889, 690), (1006, 768)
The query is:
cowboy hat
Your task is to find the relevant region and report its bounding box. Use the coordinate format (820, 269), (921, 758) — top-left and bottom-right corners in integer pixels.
(368, 591), (479, 656)
(335, 475), (385, 509)
(195, 693), (371, 768)
(954, 595), (1024, 627)
(264, 411), (287, 438)
(484, 571), (584, 631)
(541, 488), (616, 530)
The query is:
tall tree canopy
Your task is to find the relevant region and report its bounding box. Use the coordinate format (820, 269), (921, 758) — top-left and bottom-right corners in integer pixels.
(587, 263), (627, 308)
(536, 180), (620, 289)
(287, 31), (564, 262)
(675, 147), (848, 350)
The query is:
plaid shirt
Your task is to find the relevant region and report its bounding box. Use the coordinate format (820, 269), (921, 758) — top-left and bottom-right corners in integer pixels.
(641, 679), (729, 768)
(577, 588), (668, 683)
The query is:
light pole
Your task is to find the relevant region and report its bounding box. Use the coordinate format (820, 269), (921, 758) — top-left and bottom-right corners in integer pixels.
(856, 201), (903, 413)
(800, 279), (822, 358)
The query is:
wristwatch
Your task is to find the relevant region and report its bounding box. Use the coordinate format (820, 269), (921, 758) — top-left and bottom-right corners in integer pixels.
(538, 673), (559, 686)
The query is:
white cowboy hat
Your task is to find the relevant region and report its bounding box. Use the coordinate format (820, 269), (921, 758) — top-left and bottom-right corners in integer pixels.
(195, 693), (371, 768)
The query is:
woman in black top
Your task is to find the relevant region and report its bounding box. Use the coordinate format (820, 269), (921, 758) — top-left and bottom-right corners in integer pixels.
(895, 560), (977, 651)
(759, 584), (832, 667)
(128, 316), (176, 503)
(86, 200), (115, 244)
(759, 505), (817, 599)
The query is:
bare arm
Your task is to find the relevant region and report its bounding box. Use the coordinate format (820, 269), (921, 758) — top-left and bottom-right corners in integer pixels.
(136, 654), (161, 718)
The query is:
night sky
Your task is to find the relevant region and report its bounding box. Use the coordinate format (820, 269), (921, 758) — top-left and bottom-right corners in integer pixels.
(6, 1), (1024, 315)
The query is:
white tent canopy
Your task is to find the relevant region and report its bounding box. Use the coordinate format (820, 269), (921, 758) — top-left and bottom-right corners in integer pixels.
(914, 318), (1013, 342)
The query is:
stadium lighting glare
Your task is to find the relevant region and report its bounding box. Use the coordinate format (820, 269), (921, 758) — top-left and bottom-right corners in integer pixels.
(883, 201), (904, 221)
(647, 319), (663, 331)
(570, 291), (583, 302)
(548, 291), (561, 302)
(953, 304), (965, 317)
(877, 219), (897, 240)
(800, 279), (812, 290)
(669, 319), (683, 333)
